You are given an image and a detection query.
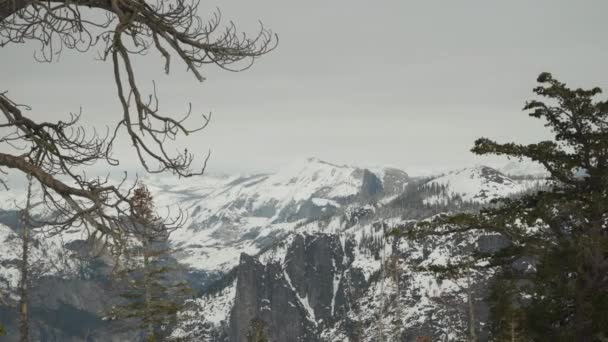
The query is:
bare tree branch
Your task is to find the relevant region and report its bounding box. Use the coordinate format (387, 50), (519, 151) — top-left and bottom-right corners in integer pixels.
(0, 0), (276, 243)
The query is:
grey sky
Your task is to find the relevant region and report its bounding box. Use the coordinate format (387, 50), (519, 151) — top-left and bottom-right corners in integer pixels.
(3, 0), (608, 175)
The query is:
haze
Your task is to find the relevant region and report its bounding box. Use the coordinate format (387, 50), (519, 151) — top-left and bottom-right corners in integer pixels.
(3, 0), (608, 176)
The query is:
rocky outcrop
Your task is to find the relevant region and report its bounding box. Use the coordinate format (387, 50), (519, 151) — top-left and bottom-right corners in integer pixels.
(229, 253), (316, 342)
(227, 233), (375, 342)
(359, 169), (384, 201)
(200, 220), (504, 342)
(284, 234), (345, 324)
(380, 168), (410, 195)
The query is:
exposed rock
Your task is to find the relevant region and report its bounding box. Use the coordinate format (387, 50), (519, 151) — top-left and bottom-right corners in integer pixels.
(359, 170), (384, 202)
(229, 253), (316, 342)
(284, 234), (344, 324)
(381, 168), (410, 195)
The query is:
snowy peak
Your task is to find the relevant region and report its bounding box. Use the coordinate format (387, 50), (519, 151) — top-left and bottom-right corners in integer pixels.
(259, 157), (362, 202)
(469, 165), (514, 185)
(158, 158), (409, 272)
(268, 157), (409, 199)
(424, 165), (536, 203)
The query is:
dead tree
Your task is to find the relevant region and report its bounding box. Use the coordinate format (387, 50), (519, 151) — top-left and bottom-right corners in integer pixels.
(0, 0), (276, 245)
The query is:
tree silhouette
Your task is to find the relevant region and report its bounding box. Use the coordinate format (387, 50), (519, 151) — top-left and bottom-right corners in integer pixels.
(402, 73), (608, 340)
(106, 182), (191, 341)
(0, 0), (276, 244)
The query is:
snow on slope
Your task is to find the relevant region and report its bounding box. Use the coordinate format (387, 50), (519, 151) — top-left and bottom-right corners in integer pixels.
(0, 157), (389, 275)
(0, 224), (20, 293)
(424, 165), (541, 204)
(172, 209), (497, 341)
(0, 160), (534, 279)
(145, 157), (363, 221)
(142, 157), (407, 273)
(0, 223), (88, 300)
(0, 158), (548, 340)
(171, 221), (388, 341)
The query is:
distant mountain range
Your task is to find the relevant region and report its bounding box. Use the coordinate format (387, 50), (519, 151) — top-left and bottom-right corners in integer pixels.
(0, 158), (546, 341)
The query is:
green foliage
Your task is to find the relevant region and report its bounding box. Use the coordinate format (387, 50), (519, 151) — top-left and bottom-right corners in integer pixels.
(0, 323), (5, 336)
(487, 278), (527, 342)
(106, 183), (192, 341)
(110, 266), (191, 333)
(475, 73), (608, 340)
(399, 73), (608, 340)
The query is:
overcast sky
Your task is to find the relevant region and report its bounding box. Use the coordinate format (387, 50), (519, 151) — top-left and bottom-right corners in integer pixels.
(3, 0), (608, 175)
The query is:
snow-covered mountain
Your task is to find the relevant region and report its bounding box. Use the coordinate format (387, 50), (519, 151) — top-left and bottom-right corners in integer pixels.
(424, 165), (542, 204)
(0, 158), (545, 341)
(499, 160), (549, 178)
(173, 224), (498, 341)
(161, 160), (543, 341)
(142, 157), (409, 273)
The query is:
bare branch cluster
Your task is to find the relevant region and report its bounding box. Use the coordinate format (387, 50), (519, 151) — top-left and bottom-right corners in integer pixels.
(0, 0), (276, 244)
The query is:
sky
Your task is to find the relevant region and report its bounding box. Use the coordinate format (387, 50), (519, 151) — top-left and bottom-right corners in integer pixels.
(3, 0), (608, 176)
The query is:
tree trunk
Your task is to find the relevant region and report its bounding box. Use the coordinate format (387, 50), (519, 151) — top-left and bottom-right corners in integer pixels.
(467, 271), (477, 342)
(143, 229), (154, 341)
(19, 175), (33, 342)
(573, 273), (594, 342)
(377, 238), (386, 342)
(510, 315), (517, 342)
(573, 210), (604, 342)
(0, 0), (29, 22)
(0, 0), (112, 22)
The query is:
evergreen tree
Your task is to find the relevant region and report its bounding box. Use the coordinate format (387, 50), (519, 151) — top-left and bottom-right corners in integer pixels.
(403, 73), (608, 341)
(107, 183), (191, 341)
(487, 279), (526, 342)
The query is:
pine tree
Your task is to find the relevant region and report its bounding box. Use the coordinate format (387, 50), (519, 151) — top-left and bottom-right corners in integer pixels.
(107, 183), (191, 341)
(487, 279), (525, 342)
(406, 73), (608, 340)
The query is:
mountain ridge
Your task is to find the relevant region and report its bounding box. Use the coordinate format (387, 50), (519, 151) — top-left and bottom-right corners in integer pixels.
(0, 158), (546, 341)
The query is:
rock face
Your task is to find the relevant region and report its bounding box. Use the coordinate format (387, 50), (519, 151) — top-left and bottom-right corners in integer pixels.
(229, 253), (316, 342)
(228, 233), (372, 342)
(359, 169), (384, 201)
(284, 234), (345, 325)
(380, 168), (410, 195)
(178, 217), (514, 341)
